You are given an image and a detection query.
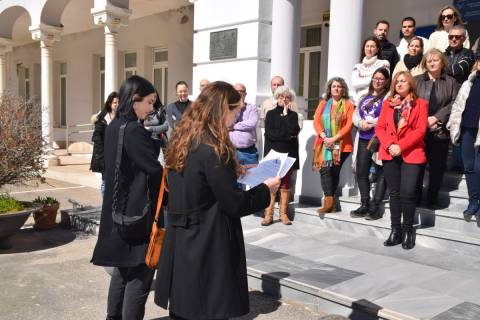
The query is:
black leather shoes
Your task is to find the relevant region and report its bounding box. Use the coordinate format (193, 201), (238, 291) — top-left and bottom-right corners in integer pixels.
(350, 199), (369, 218)
(384, 227), (402, 246)
(402, 228), (415, 249)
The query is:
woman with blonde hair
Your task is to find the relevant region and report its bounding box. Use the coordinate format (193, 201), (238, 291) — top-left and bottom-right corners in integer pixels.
(313, 77), (354, 214)
(415, 48), (459, 207)
(376, 71), (428, 249)
(429, 5), (470, 52)
(154, 81), (280, 320)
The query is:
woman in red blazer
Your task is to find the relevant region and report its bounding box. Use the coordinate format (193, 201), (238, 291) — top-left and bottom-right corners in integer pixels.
(375, 71), (428, 250)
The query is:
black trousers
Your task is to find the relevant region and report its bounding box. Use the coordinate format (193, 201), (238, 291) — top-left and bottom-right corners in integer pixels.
(417, 132), (450, 203)
(383, 157), (423, 229)
(320, 152), (350, 196)
(355, 139), (385, 201)
(106, 264), (155, 320)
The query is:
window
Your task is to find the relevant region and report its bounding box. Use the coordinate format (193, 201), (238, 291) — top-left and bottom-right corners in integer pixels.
(24, 67), (30, 100)
(124, 52), (137, 79)
(60, 63), (67, 127)
(153, 48), (168, 104)
(300, 25), (322, 48)
(100, 56), (105, 106)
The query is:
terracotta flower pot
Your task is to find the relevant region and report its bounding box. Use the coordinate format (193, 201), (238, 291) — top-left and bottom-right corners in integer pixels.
(33, 203), (59, 230)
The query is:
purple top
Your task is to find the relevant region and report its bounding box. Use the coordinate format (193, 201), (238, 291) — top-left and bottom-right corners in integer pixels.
(358, 95), (384, 140)
(229, 102), (258, 148)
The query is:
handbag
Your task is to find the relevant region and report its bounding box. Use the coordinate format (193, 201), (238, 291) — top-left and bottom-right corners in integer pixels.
(145, 168), (168, 270)
(366, 135), (380, 153)
(111, 122), (150, 241)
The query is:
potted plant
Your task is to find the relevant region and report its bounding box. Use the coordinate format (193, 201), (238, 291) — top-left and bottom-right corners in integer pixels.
(0, 95), (45, 242)
(0, 195), (39, 242)
(32, 196), (60, 230)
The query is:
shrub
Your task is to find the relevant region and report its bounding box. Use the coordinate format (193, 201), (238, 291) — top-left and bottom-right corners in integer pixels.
(0, 194), (24, 214)
(33, 196), (59, 205)
(0, 95), (45, 188)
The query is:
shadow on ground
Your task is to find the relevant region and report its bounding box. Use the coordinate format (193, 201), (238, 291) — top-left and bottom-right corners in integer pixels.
(0, 227), (76, 253)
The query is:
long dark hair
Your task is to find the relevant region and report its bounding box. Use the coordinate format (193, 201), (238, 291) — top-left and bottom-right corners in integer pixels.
(103, 91), (118, 113)
(165, 81), (241, 175)
(359, 67), (390, 108)
(360, 36), (383, 61)
(116, 75), (156, 120)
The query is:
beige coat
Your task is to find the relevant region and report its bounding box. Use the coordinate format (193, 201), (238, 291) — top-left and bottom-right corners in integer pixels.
(392, 60), (425, 78)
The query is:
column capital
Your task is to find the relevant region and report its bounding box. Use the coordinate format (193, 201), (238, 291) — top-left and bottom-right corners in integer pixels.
(29, 24), (63, 47)
(0, 38), (13, 55)
(91, 4), (132, 34)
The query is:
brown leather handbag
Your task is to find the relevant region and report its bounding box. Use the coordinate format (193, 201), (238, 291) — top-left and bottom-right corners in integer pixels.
(145, 168), (168, 270)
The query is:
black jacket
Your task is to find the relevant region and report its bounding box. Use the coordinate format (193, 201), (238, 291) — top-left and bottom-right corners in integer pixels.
(380, 39), (399, 74)
(444, 46), (475, 84)
(264, 105), (301, 170)
(154, 143), (270, 319)
(90, 110), (108, 173)
(91, 118), (163, 267)
(415, 72), (459, 139)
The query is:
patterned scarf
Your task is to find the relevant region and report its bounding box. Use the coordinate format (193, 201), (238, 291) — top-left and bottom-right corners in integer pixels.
(313, 98), (346, 169)
(389, 94), (414, 132)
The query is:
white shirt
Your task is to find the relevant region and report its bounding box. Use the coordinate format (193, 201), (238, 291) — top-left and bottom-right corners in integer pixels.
(396, 36), (429, 58)
(428, 29), (470, 52)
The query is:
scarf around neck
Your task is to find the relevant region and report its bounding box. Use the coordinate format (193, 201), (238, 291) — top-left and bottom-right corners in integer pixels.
(362, 55), (379, 66)
(403, 54), (422, 70)
(389, 94), (414, 132)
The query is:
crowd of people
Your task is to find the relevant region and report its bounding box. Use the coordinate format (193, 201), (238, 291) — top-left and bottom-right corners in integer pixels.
(87, 4), (480, 320)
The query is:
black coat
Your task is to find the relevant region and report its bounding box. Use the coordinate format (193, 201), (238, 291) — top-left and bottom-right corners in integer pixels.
(154, 143), (270, 319)
(90, 110), (108, 173)
(381, 39), (399, 74)
(415, 72), (459, 139)
(264, 105), (301, 170)
(444, 46), (475, 84)
(91, 118), (163, 267)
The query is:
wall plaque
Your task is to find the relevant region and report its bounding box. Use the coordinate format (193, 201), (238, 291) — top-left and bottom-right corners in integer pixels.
(209, 28), (237, 60)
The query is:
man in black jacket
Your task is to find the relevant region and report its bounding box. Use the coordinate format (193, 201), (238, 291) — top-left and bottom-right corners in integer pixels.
(373, 20), (399, 74)
(444, 25), (475, 84)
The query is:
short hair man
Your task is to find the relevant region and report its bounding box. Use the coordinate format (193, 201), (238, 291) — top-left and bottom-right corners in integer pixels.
(199, 79), (210, 92)
(397, 17), (429, 58)
(444, 25), (475, 84)
(260, 76), (299, 122)
(373, 20), (399, 74)
(229, 83), (259, 165)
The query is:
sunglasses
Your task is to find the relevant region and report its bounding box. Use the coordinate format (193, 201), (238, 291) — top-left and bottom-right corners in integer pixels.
(448, 35), (463, 40)
(441, 14), (454, 20)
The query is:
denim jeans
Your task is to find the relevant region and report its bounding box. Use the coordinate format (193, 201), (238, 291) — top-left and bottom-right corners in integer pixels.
(383, 157), (423, 229)
(461, 127), (480, 202)
(236, 146), (259, 165)
(106, 264), (155, 320)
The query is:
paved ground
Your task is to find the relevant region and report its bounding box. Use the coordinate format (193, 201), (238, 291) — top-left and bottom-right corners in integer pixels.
(0, 178), (331, 320)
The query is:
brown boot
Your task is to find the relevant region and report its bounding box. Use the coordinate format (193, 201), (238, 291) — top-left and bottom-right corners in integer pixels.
(279, 189), (292, 225)
(317, 196), (335, 215)
(261, 191), (275, 226)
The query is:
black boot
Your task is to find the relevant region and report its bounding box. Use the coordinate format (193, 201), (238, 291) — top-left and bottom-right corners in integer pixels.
(365, 201), (381, 220)
(350, 198), (369, 218)
(384, 226), (402, 246)
(365, 175), (386, 220)
(402, 226), (415, 249)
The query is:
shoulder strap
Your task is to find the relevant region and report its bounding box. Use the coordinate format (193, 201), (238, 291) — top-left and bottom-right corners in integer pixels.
(112, 122), (128, 217)
(154, 168), (168, 224)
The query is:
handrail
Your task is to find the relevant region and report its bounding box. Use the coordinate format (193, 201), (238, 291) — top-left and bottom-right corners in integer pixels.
(65, 123), (94, 149)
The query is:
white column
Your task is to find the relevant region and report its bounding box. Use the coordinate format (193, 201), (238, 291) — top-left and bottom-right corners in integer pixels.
(270, 0), (300, 89)
(0, 38), (13, 96)
(30, 25), (62, 153)
(92, 4), (131, 98)
(327, 0), (364, 89)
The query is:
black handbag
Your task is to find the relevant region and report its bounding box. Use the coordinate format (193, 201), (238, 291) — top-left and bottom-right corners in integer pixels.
(366, 135), (380, 153)
(111, 122), (150, 241)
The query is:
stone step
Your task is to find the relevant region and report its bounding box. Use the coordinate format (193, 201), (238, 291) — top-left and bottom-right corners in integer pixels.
(58, 155), (92, 165)
(291, 206), (480, 256)
(338, 196), (479, 235)
(60, 207), (101, 235)
(52, 149), (69, 156)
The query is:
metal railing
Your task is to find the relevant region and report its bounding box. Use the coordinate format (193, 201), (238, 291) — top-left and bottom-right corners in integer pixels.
(65, 123), (94, 148)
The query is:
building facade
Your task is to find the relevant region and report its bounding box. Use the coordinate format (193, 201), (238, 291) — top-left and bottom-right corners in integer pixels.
(1, 0), (477, 202)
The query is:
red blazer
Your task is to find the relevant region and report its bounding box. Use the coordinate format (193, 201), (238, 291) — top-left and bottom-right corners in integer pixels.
(375, 98), (428, 164)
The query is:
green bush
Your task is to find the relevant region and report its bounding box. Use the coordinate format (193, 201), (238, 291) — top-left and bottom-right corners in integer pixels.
(0, 194), (24, 214)
(33, 196), (59, 205)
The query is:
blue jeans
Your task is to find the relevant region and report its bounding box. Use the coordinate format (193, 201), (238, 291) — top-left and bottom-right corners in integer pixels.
(461, 127), (480, 202)
(236, 146), (258, 165)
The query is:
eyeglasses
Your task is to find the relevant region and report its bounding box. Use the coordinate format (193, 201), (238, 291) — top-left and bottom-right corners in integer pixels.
(441, 14), (454, 20)
(278, 95), (292, 100)
(448, 35), (463, 40)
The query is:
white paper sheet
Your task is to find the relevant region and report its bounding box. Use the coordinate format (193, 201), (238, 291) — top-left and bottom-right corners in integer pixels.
(237, 150), (296, 187)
